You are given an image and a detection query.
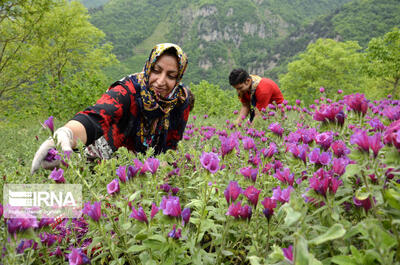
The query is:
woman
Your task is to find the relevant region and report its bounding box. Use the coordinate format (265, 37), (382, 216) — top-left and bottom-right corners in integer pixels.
(31, 43), (193, 174)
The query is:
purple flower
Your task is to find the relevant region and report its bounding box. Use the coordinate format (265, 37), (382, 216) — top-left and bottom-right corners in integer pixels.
(44, 148), (61, 162)
(199, 152), (220, 174)
(369, 132), (383, 158)
(160, 196), (182, 217)
(273, 168), (294, 186)
(220, 134), (239, 157)
(160, 183), (171, 193)
(262, 142), (277, 158)
(240, 166), (258, 182)
(107, 179), (120, 195)
(282, 245), (294, 262)
(49, 168), (65, 183)
(115, 165), (127, 182)
(308, 148), (321, 164)
(39, 232), (57, 247)
(272, 186), (294, 203)
(127, 165), (139, 179)
(16, 239), (37, 254)
(261, 197), (277, 221)
(224, 181), (243, 204)
(239, 204), (252, 221)
(82, 201), (101, 222)
(43, 116), (54, 134)
(130, 206), (148, 224)
(151, 203), (159, 219)
(144, 157), (159, 174)
(50, 246), (63, 257)
(68, 247), (90, 265)
(171, 187), (180, 195)
(7, 215), (38, 234)
(331, 140), (350, 157)
(344, 93), (369, 115)
(315, 131), (333, 150)
(181, 208), (191, 226)
(350, 130), (370, 153)
(226, 201), (242, 218)
(242, 137), (256, 150)
(168, 224), (182, 239)
(332, 157), (349, 176)
(0, 203), (3, 219)
(243, 186), (261, 208)
(353, 197), (372, 213)
(269, 122), (284, 137)
(319, 87), (325, 93)
(384, 120), (400, 151)
(296, 99), (301, 105)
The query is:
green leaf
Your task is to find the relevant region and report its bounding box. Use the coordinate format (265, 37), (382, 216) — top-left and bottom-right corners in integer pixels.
(127, 245), (147, 253)
(355, 187), (370, 200)
(295, 235), (310, 265)
(121, 222), (131, 231)
(129, 190), (142, 201)
(342, 164), (361, 181)
(148, 235), (166, 243)
(284, 205), (301, 227)
(221, 250), (234, 256)
(385, 188), (400, 210)
(247, 255), (262, 265)
(331, 256), (357, 265)
(309, 224), (346, 245)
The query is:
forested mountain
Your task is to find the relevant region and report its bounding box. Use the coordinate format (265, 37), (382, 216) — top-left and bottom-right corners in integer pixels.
(84, 0), (399, 89)
(265, 0), (400, 79)
(86, 0), (352, 88)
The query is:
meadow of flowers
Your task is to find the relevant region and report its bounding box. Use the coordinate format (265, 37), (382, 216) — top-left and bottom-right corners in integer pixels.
(1, 90), (400, 265)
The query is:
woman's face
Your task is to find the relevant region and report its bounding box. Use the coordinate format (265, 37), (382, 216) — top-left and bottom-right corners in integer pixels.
(149, 53), (179, 99)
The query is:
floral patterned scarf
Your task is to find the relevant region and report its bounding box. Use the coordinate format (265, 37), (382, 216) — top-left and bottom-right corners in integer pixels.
(132, 43), (189, 148)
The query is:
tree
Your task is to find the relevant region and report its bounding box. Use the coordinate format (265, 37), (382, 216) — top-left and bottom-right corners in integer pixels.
(365, 28), (400, 98)
(279, 38), (373, 104)
(0, 0), (117, 115)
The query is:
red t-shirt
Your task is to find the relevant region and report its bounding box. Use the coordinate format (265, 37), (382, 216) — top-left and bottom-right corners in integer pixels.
(240, 78), (284, 110)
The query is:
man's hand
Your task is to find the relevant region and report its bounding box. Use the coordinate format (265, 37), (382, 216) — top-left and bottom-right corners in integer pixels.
(31, 127), (73, 174)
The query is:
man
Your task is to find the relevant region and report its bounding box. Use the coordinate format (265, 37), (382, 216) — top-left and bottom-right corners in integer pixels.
(229, 68), (284, 124)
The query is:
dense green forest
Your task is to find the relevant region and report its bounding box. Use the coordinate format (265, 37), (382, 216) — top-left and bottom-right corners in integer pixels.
(0, 0), (399, 119)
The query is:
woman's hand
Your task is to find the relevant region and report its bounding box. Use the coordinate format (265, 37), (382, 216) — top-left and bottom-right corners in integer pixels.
(30, 127), (73, 174)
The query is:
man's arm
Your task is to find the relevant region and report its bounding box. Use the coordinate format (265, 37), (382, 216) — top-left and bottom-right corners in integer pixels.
(235, 103), (250, 124)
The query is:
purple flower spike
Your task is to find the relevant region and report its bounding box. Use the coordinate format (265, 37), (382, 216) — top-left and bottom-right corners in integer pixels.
(282, 245), (294, 262)
(116, 166), (127, 183)
(331, 140), (350, 157)
(226, 201), (242, 218)
(243, 186), (261, 208)
(127, 165), (139, 179)
(315, 131), (333, 150)
(0, 203), (3, 219)
(43, 116), (54, 134)
(181, 208), (191, 226)
(261, 197), (277, 221)
(83, 201), (101, 222)
(239, 204), (252, 221)
(107, 179), (120, 195)
(220, 133), (239, 157)
(49, 168), (65, 183)
(168, 224), (182, 239)
(130, 206), (148, 224)
(240, 166), (258, 182)
(350, 130), (370, 153)
(68, 247), (90, 265)
(353, 197), (372, 213)
(268, 122), (284, 137)
(274, 168), (295, 186)
(160, 196), (182, 217)
(200, 152), (220, 174)
(272, 186), (294, 203)
(224, 181), (243, 204)
(242, 137), (256, 150)
(145, 157), (159, 174)
(7, 214), (38, 234)
(332, 157), (349, 176)
(369, 133), (383, 158)
(151, 203), (159, 219)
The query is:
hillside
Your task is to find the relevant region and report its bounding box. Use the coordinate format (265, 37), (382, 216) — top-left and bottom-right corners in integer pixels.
(87, 0), (351, 88)
(265, 0), (400, 79)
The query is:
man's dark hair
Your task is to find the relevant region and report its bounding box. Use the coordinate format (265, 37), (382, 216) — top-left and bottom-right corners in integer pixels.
(229, 68), (250, 86)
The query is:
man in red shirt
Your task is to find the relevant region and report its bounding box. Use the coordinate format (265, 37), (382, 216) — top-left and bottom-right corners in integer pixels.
(229, 68), (284, 124)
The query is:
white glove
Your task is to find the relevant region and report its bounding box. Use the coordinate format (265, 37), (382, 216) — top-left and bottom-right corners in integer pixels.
(31, 127), (73, 174)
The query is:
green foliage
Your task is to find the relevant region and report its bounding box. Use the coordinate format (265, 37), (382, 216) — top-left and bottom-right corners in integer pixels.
(365, 27), (400, 98)
(0, 0), (118, 119)
(189, 80), (238, 117)
(279, 38), (373, 104)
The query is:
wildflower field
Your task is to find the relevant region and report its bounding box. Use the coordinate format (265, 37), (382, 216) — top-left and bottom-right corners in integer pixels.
(1, 91), (400, 265)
